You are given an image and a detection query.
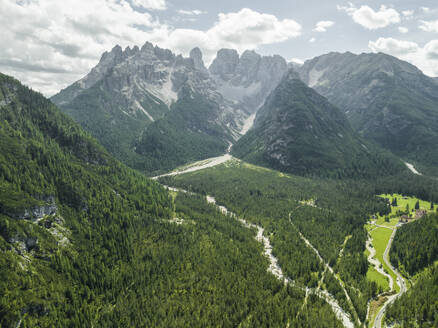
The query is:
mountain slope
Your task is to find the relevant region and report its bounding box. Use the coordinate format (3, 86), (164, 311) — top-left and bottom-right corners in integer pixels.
(0, 72), (171, 325)
(1, 72), (346, 327)
(232, 71), (404, 178)
(297, 52), (438, 175)
(134, 85), (234, 173)
(52, 43), (247, 174)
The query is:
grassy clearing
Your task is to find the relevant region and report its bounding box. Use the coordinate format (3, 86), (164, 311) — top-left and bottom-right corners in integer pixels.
(376, 193), (432, 226)
(370, 227), (399, 293)
(365, 193), (432, 295)
(366, 265), (389, 291)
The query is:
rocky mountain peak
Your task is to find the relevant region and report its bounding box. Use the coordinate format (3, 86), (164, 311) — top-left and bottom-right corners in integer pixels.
(234, 50), (261, 82)
(209, 48), (239, 79)
(189, 47), (206, 71)
(208, 49), (288, 113)
(141, 41), (155, 53)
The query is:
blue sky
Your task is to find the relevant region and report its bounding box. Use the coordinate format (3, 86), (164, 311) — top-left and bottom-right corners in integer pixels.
(1, 0), (437, 95)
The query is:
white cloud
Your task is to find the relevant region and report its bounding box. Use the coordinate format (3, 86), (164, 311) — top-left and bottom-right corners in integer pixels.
(0, 0), (164, 95)
(289, 58), (304, 65)
(178, 9), (206, 15)
(402, 10), (414, 17)
(131, 0), (166, 10)
(368, 37), (438, 76)
(313, 20), (335, 32)
(398, 27), (409, 34)
(309, 37), (316, 43)
(419, 20), (438, 33)
(162, 8), (301, 64)
(338, 4), (400, 30)
(369, 37), (418, 55)
(425, 40), (438, 60)
(421, 7), (430, 13)
(0, 4), (301, 96)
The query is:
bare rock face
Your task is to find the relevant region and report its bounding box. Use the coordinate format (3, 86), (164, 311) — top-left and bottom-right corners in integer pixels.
(189, 47), (207, 73)
(9, 196), (57, 221)
(209, 49), (240, 80)
(209, 48), (288, 113)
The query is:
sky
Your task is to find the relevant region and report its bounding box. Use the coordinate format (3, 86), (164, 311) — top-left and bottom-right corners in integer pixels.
(1, 0), (438, 96)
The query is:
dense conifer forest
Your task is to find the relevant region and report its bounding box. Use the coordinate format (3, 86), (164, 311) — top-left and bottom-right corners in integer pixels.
(0, 74), (347, 327)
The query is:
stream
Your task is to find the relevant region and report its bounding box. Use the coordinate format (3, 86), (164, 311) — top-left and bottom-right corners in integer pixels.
(165, 186), (355, 328)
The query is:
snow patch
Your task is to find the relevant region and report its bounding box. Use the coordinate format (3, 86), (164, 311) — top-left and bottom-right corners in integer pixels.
(133, 100), (154, 122)
(404, 162), (422, 175)
(308, 67), (327, 87)
(240, 113), (256, 135)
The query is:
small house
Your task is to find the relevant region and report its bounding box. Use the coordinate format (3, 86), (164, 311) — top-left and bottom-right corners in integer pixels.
(415, 209), (427, 219)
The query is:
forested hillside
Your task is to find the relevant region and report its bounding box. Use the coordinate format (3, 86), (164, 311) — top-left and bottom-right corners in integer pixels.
(385, 213), (438, 327)
(0, 73), (344, 327)
(385, 266), (438, 327)
(134, 86), (232, 174)
(160, 160), (396, 322)
(390, 213), (438, 276)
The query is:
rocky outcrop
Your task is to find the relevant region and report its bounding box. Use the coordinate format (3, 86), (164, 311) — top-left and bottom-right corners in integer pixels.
(189, 47), (207, 73)
(9, 235), (38, 253)
(9, 196), (57, 221)
(209, 49), (240, 79)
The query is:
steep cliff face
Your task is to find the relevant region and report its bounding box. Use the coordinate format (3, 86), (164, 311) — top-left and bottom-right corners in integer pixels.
(209, 49), (288, 113)
(297, 52), (438, 174)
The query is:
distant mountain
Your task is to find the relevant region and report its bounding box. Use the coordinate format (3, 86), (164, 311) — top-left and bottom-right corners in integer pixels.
(232, 71), (404, 178)
(296, 52), (438, 175)
(52, 43), (287, 174)
(51, 43), (246, 174)
(209, 49), (287, 113)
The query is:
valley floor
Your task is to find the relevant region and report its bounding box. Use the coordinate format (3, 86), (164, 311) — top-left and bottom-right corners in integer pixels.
(156, 143), (435, 328)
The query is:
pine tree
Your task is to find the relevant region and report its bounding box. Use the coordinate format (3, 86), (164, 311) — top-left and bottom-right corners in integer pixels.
(415, 200), (420, 210)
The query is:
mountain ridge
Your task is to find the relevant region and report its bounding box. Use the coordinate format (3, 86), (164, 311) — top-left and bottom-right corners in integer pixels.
(296, 51), (438, 175)
(232, 70), (405, 178)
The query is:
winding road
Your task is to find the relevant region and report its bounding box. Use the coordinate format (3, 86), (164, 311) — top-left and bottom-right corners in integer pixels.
(373, 225), (407, 328)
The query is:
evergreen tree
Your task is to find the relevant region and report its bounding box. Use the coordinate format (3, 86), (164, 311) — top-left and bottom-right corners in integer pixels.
(415, 200), (420, 210)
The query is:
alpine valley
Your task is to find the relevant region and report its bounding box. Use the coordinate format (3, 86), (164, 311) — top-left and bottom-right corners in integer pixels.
(1, 38), (438, 328)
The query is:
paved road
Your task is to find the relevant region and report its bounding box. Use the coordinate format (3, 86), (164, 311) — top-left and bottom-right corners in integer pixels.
(373, 226), (407, 328)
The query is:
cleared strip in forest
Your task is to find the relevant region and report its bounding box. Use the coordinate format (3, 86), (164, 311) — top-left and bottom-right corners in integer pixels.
(289, 215), (361, 327)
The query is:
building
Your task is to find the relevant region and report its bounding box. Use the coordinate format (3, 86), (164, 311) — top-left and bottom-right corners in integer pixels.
(415, 209), (427, 219)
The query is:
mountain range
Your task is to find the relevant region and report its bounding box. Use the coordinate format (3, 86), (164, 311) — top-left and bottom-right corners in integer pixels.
(52, 42), (438, 177)
(52, 42), (286, 174)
